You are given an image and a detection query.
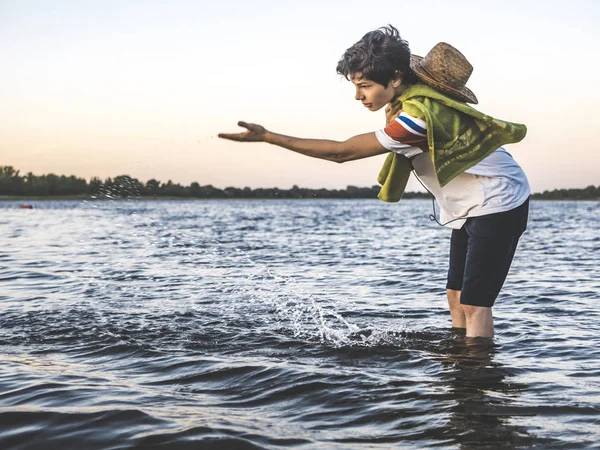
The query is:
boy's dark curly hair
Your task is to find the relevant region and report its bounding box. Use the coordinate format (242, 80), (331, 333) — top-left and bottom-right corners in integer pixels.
(336, 25), (418, 87)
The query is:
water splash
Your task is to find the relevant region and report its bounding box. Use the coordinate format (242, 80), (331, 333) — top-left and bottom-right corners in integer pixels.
(78, 188), (368, 347)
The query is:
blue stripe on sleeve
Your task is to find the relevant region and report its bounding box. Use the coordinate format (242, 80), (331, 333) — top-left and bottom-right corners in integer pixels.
(398, 115), (427, 135)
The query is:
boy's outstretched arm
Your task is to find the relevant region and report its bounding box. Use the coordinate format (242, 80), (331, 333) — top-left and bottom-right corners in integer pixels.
(218, 121), (388, 163)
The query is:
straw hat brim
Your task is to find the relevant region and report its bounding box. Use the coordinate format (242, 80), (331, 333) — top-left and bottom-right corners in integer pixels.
(410, 54), (478, 104)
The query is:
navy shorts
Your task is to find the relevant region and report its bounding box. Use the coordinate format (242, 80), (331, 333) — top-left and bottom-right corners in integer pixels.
(446, 198), (529, 308)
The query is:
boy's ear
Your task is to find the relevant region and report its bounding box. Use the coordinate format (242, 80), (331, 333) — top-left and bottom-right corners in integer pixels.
(391, 71), (403, 88)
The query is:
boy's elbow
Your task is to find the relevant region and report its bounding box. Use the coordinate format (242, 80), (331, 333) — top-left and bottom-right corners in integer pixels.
(330, 143), (353, 163)
(331, 153), (349, 163)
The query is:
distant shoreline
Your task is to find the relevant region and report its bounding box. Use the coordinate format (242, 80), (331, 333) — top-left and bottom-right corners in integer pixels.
(1, 195), (598, 201)
(1, 166), (598, 201)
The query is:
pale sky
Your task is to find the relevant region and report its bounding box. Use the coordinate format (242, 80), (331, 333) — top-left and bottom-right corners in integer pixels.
(1, 0), (599, 191)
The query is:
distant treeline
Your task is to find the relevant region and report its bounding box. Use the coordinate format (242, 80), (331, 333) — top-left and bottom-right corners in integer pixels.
(530, 186), (600, 200)
(0, 166), (598, 200)
(0, 166), (427, 199)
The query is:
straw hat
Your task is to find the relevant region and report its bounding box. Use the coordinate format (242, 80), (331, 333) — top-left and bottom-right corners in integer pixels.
(410, 42), (478, 104)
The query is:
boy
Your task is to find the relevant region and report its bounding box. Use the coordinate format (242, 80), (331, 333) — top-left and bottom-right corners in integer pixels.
(219, 26), (529, 339)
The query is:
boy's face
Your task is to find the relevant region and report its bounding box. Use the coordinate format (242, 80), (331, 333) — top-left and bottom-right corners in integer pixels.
(351, 73), (398, 112)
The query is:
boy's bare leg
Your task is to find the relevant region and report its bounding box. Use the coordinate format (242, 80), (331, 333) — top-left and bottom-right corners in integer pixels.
(461, 305), (494, 338)
(447, 289), (466, 329)
(447, 290), (494, 337)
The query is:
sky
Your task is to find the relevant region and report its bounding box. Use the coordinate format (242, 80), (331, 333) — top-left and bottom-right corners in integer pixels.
(1, 0), (599, 192)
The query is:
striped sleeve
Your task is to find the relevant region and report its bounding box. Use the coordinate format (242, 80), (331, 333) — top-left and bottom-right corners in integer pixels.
(375, 111), (428, 157)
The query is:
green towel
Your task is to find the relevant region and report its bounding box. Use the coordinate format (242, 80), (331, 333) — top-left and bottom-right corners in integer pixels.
(378, 83), (527, 202)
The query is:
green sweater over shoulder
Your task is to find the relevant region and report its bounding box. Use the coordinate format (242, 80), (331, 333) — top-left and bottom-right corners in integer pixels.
(377, 83), (527, 202)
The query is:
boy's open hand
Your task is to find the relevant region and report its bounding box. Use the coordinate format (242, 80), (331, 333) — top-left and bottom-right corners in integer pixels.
(218, 121), (267, 142)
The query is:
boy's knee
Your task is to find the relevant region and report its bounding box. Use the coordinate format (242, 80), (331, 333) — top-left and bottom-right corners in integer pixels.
(447, 289), (461, 303)
(461, 304), (490, 317)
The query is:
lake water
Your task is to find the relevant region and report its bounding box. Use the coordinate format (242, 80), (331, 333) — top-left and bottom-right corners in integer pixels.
(1, 199), (599, 449)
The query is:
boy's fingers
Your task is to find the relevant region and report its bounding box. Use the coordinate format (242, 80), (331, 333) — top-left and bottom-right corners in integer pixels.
(218, 133), (244, 141)
(219, 121), (262, 141)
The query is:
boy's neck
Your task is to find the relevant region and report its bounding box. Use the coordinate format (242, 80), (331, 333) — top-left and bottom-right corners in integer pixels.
(394, 83), (410, 97)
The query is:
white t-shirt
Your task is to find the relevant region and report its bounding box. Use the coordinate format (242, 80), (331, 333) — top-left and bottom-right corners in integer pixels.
(375, 111), (530, 229)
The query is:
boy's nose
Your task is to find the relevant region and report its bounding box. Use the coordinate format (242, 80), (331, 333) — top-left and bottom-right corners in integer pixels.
(355, 91), (364, 101)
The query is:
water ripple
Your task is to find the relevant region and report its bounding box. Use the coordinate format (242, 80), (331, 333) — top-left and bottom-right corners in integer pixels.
(0, 199), (599, 449)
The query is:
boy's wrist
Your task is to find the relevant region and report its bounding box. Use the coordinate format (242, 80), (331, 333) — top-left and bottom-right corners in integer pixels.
(264, 130), (275, 144)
